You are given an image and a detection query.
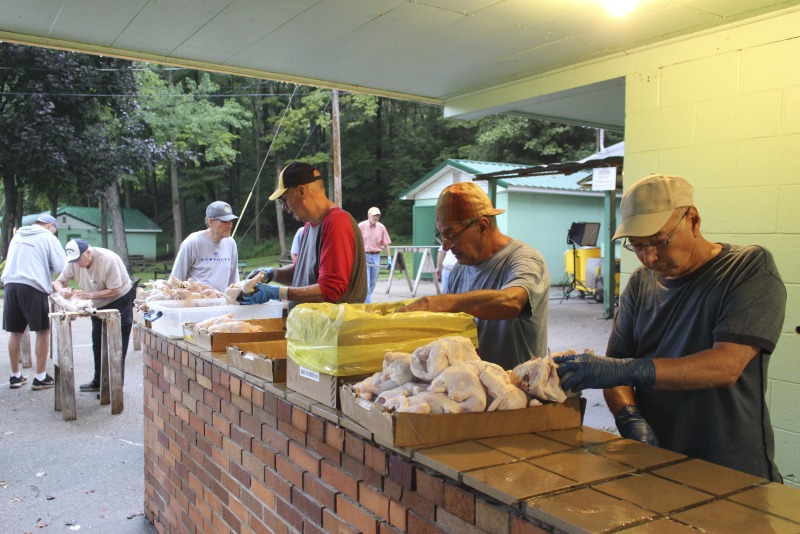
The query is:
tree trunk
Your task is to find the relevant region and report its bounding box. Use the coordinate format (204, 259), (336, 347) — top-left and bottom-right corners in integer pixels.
(275, 158), (288, 260)
(100, 197), (108, 248)
(170, 154), (181, 257)
(1, 174), (18, 258)
(105, 181), (130, 271)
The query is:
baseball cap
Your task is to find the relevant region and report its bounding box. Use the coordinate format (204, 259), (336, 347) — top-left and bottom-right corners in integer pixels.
(65, 238), (89, 263)
(269, 162), (323, 201)
(435, 182), (504, 225)
(368, 207), (381, 216)
(612, 173), (694, 240)
(206, 201), (238, 222)
(36, 214), (58, 228)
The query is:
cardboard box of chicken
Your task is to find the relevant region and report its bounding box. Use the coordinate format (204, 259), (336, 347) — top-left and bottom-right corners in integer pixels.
(341, 336), (583, 447)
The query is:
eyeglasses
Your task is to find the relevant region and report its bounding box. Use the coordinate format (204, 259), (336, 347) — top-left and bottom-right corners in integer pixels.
(623, 208), (690, 253)
(277, 187), (295, 211)
(434, 218), (478, 247)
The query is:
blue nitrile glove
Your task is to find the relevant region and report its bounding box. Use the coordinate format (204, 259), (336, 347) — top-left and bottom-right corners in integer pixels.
(553, 353), (656, 391)
(614, 405), (659, 446)
(240, 283), (280, 305)
(247, 267), (274, 284)
(386, 256), (392, 268)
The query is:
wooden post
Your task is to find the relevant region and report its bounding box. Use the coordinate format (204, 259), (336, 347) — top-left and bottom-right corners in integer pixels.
(105, 312), (124, 415)
(133, 324), (142, 351)
(19, 326), (32, 368)
(54, 316), (77, 421)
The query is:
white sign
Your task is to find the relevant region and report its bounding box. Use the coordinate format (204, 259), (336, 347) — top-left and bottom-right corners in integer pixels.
(592, 167), (616, 191)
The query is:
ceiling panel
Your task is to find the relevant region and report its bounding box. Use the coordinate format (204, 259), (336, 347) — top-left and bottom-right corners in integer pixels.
(0, 0), (798, 127)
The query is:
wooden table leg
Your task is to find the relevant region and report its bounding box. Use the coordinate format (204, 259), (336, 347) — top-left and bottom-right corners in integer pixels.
(19, 326), (32, 368)
(106, 313), (124, 415)
(55, 317), (77, 421)
(133, 324), (142, 351)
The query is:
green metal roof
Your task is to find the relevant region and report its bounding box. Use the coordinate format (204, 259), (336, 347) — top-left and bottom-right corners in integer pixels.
(400, 159), (532, 198)
(400, 159), (598, 198)
(55, 206), (162, 231)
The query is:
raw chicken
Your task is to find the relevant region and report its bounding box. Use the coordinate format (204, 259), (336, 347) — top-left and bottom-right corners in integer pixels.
(50, 293), (96, 314)
(466, 361), (528, 411)
(397, 391), (462, 414)
(428, 362), (487, 413)
(510, 354), (567, 403)
(134, 276), (223, 309)
(381, 352), (414, 385)
(410, 336), (480, 382)
(376, 382), (428, 411)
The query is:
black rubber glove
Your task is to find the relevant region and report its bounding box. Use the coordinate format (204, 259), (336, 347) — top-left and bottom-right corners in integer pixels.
(247, 267), (274, 284)
(553, 353), (656, 391)
(614, 405), (659, 446)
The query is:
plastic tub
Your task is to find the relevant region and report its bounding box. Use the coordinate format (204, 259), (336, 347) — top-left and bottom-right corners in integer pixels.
(146, 300), (283, 339)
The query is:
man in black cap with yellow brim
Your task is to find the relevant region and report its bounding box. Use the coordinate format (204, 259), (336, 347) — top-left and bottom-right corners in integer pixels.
(241, 162), (366, 308)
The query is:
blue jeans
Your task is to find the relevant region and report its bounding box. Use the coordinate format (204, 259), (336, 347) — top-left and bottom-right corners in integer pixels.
(365, 253), (381, 303)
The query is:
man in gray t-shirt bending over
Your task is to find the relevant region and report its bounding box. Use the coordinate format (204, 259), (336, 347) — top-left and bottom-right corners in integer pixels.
(556, 173), (786, 481)
(398, 182), (550, 371)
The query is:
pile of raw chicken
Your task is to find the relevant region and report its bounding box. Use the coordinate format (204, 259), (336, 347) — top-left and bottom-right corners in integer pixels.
(134, 275), (223, 311)
(352, 336), (585, 414)
(186, 313), (265, 334)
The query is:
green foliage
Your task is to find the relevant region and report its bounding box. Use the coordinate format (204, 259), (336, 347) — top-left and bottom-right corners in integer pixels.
(0, 46), (622, 259)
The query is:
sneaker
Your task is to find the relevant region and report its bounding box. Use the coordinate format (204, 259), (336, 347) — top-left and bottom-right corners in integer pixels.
(79, 380), (100, 392)
(9, 375), (28, 389)
(31, 374), (55, 390)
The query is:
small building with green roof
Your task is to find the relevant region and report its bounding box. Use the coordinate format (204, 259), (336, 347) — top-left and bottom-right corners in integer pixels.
(21, 206), (162, 261)
(399, 151), (622, 286)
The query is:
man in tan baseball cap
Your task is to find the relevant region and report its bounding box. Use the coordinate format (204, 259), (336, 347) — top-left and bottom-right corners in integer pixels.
(555, 172), (787, 482)
(399, 181), (550, 370)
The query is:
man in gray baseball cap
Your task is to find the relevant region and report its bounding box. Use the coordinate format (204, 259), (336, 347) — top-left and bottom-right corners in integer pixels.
(170, 200), (240, 292)
(2, 213), (65, 390)
(555, 173), (787, 481)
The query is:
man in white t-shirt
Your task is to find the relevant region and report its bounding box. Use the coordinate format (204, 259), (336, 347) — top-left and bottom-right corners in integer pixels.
(170, 201), (240, 292)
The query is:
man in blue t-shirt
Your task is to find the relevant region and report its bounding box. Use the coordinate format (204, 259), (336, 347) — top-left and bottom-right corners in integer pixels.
(556, 174), (786, 481)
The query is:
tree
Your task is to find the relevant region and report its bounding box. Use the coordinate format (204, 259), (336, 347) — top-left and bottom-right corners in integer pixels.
(135, 66), (250, 254)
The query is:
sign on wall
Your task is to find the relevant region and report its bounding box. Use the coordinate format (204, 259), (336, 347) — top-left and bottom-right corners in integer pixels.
(591, 167), (616, 191)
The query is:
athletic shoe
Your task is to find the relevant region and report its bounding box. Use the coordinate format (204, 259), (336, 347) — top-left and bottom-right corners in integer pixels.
(9, 375), (28, 389)
(31, 374), (55, 390)
(79, 380), (100, 392)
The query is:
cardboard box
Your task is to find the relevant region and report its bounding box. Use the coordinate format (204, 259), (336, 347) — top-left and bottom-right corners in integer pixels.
(227, 340), (288, 382)
(183, 318), (286, 351)
(339, 385), (583, 448)
(286, 358), (371, 409)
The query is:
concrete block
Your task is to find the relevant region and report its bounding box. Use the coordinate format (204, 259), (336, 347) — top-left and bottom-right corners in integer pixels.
(733, 136), (800, 187)
(773, 427), (800, 483)
(695, 187), (779, 234)
(656, 143), (738, 187)
(695, 91), (783, 144)
(768, 381), (800, 431)
(771, 336), (800, 384)
(740, 37), (800, 93)
(625, 105), (696, 152)
(625, 69), (660, 113)
(787, 86), (800, 135)
(661, 52), (739, 107)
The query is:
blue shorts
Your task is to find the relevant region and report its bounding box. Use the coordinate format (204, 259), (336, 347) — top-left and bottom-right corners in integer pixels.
(3, 283), (51, 332)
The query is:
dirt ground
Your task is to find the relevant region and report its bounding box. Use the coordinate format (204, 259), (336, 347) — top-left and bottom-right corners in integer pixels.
(0, 279), (615, 533)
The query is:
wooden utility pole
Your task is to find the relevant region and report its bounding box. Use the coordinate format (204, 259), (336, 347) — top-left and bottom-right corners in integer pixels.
(332, 89), (342, 207)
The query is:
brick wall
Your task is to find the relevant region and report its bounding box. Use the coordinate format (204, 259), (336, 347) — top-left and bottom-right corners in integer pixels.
(142, 331), (550, 533)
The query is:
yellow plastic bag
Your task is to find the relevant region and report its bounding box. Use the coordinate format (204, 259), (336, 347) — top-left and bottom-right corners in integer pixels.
(286, 300), (478, 376)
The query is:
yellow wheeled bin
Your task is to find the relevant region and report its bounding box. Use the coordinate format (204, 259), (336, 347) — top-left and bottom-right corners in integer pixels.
(564, 247), (601, 287)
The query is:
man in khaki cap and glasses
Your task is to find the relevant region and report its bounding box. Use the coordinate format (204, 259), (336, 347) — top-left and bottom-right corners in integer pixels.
(555, 173), (786, 481)
(399, 181), (550, 371)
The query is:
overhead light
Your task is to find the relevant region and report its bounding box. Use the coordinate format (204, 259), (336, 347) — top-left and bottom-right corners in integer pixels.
(600, 0), (638, 17)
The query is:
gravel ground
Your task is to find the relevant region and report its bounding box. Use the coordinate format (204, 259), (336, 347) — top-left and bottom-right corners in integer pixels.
(0, 279), (616, 533)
